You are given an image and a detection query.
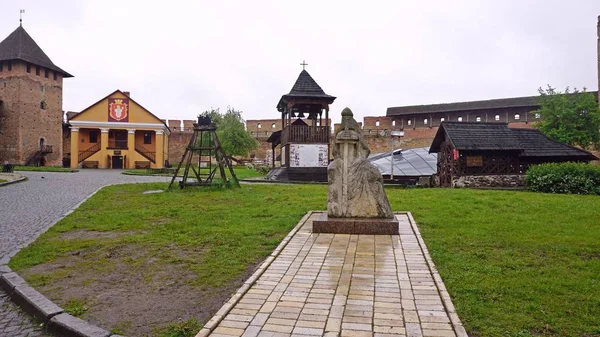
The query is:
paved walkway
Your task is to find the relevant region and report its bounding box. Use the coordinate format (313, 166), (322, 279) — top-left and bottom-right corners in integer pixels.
(200, 213), (466, 337)
(0, 170), (170, 337)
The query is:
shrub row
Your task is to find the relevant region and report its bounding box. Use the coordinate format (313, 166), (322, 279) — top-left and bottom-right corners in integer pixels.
(525, 162), (600, 195)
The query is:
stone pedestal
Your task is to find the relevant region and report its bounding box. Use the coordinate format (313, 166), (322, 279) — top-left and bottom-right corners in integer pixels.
(313, 213), (399, 235)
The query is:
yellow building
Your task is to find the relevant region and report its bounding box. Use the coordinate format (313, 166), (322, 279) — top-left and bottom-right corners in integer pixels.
(68, 90), (170, 169)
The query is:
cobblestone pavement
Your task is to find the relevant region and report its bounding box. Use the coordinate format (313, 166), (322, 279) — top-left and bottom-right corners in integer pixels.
(202, 213), (467, 337)
(0, 170), (171, 337)
(0, 291), (47, 337)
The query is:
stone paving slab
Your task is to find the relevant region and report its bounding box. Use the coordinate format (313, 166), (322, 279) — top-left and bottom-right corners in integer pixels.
(200, 212), (467, 337)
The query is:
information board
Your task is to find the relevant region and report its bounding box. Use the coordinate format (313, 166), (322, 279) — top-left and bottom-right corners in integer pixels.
(289, 144), (328, 167)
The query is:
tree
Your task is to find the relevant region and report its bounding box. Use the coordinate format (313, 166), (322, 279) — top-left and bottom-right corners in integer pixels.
(534, 85), (600, 150)
(199, 107), (258, 157)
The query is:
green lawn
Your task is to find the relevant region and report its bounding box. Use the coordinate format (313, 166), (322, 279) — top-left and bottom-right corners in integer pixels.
(123, 166), (264, 180)
(14, 165), (77, 172)
(9, 185), (600, 337)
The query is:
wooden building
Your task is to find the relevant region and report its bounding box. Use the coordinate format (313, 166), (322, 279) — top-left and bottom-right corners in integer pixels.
(66, 90), (170, 169)
(267, 70), (336, 181)
(429, 122), (598, 187)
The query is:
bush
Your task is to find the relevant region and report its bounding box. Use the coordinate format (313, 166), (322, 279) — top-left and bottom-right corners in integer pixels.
(1, 164), (14, 173)
(256, 165), (271, 175)
(525, 162), (600, 195)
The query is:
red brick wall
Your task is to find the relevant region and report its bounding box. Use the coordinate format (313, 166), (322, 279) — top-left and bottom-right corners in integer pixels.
(167, 119), (181, 132)
(167, 129), (193, 165)
(363, 116), (395, 130)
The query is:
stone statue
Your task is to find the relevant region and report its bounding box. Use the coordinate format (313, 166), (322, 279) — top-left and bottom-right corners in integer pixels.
(327, 108), (393, 219)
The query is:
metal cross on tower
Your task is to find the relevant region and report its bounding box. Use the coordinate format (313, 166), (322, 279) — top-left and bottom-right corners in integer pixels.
(300, 60), (308, 70)
(168, 115), (239, 189)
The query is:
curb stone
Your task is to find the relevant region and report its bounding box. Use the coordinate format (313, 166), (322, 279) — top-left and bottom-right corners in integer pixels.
(0, 272), (27, 295)
(48, 313), (112, 337)
(1, 272), (129, 337)
(11, 285), (64, 322)
(0, 175), (27, 187)
(406, 212), (469, 337)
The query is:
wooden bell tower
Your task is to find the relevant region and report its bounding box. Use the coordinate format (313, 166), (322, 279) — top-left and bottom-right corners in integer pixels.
(268, 64), (336, 181)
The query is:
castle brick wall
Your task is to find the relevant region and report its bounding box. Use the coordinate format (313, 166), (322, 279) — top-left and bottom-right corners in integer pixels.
(246, 118), (282, 137)
(168, 119), (182, 131)
(160, 114), (544, 166)
(0, 60), (64, 165)
(182, 120), (195, 132)
(167, 128), (193, 165)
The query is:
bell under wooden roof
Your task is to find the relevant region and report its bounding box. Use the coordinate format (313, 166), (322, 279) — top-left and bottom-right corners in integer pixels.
(0, 25), (73, 77)
(277, 70), (336, 112)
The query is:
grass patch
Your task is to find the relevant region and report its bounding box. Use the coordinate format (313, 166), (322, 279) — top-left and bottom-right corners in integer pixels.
(111, 321), (132, 335)
(123, 166), (264, 180)
(63, 298), (89, 317)
(0, 179), (6, 183)
(10, 184), (323, 288)
(154, 318), (203, 337)
(9, 185), (600, 336)
(14, 165), (77, 172)
(395, 188), (600, 337)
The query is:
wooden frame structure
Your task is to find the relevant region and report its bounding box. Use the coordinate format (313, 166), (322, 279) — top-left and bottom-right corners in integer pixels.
(168, 116), (238, 189)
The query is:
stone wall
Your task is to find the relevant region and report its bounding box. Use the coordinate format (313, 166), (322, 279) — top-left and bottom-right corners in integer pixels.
(166, 114), (538, 166)
(0, 60), (64, 166)
(453, 175), (525, 188)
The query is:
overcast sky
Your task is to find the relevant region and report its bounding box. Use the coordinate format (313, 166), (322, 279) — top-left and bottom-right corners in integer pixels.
(1, 0), (599, 123)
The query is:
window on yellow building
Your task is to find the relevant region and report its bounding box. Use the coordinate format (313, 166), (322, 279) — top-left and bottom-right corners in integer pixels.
(144, 132), (152, 144)
(89, 131), (98, 143)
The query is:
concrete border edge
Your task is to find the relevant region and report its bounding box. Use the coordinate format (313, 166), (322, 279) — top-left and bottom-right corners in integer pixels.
(406, 212), (469, 337)
(0, 175), (27, 187)
(194, 211), (316, 337)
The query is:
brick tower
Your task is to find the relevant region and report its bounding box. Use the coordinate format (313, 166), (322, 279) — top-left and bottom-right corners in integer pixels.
(0, 23), (73, 166)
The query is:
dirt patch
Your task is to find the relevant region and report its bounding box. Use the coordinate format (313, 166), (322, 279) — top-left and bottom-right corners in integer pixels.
(20, 244), (263, 337)
(579, 251), (600, 261)
(59, 230), (137, 241)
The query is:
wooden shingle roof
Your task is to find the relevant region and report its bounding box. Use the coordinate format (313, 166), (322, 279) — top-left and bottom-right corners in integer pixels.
(430, 122), (522, 152)
(429, 122), (597, 160)
(0, 25), (73, 77)
(277, 70), (336, 110)
(512, 128), (597, 159)
(286, 70), (335, 99)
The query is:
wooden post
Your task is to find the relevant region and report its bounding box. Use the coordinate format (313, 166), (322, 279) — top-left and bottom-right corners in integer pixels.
(99, 128), (109, 168)
(155, 131), (164, 168)
(127, 129), (135, 169)
(70, 127), (79, 168)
